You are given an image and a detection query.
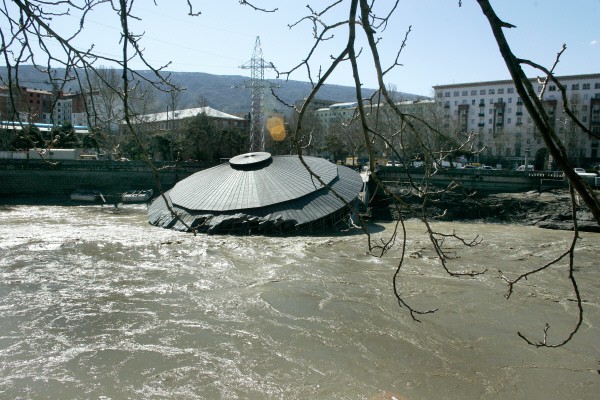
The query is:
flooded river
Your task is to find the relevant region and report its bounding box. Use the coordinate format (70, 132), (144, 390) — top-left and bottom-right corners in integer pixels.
(0, 203), (598, 399)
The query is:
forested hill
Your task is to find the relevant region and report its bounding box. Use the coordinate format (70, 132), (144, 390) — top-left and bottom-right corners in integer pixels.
(1, 65), (427, 115)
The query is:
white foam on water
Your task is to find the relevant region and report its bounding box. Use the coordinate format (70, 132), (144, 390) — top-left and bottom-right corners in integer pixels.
(0, 206), (598, 399)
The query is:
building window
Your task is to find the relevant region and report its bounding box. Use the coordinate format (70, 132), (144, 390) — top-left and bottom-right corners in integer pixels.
(445, 92), (450, 97)
(489, 98), (494, 104)
(549, 85), (556, 91)
(507, 88), (514, 93)
(489, 118), (493, 124)
(462, 91), (468, 96)
(471, 99), (475, 105)
(507, 118), (511, 124)
(489, 109), (493, 114)
(437, 92), (443, 98)
(572, 84), (579, 90)
(498, 88), (504, 94)
(595, 83), (600, 89)
(583, 83), (590, 90)
(453, 91), (459, 97)
(488, 89), (495, 94)
(471, 90), (477, 96)
(480, 89), (486, 95)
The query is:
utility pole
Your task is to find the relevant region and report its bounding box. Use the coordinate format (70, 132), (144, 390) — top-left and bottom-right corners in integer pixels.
(239, 37), (277, 152)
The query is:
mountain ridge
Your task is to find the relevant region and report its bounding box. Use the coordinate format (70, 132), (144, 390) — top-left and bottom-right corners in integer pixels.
(1, 65), (427, 115)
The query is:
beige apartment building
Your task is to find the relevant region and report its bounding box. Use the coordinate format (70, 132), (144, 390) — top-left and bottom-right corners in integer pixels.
(433, 73), (600, 169)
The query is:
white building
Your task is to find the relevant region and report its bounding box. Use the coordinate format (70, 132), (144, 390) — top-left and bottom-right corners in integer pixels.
(433, 73), (600, 168)
(313, 100), (434, 129)
(127, 106), (247, 132)
(313, 101), (359, 128)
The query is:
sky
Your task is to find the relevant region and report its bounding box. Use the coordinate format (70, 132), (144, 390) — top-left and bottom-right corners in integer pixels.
(7, 0), (600, 97)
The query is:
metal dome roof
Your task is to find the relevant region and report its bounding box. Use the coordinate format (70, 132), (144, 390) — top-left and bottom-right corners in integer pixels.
(148, 153), (364, 234)
(169, 152), (338, 211)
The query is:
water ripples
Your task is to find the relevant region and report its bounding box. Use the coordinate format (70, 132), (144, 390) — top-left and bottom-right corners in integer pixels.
(0, 205), (599, 399)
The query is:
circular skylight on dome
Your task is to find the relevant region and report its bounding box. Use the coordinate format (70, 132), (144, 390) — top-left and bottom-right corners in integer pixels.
(229, 152), (272, 169)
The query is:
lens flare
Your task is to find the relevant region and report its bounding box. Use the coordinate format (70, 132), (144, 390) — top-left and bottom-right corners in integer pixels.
(266, 116), (286, 141)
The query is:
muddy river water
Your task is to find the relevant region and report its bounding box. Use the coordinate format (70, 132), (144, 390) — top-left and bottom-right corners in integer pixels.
(0, 204), (598, 399)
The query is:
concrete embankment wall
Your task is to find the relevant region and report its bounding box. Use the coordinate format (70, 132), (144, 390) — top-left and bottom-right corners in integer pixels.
(0, 159), (210, 199)
(0, 160), (573, 203)
(375, 167), (568, 194)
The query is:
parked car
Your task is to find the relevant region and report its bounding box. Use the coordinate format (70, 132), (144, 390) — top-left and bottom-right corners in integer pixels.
(515, 165), (534, 171)
(479, 165), (493, 170)
(574, 167), (597, 177)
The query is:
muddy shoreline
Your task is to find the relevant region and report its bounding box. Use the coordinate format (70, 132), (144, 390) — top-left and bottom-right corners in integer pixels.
(374, 189), (600, 233)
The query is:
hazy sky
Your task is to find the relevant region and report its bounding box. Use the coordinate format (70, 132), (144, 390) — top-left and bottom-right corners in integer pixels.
(19, 1), (600, 97)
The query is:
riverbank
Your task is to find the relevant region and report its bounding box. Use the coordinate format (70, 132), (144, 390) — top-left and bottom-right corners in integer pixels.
(376, 188), (600, 233)
(2, 188), (599, 233)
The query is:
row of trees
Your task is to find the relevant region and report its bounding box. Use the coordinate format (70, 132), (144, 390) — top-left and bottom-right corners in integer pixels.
(2, 122), (84, 151)
(283, 97), (470, 169)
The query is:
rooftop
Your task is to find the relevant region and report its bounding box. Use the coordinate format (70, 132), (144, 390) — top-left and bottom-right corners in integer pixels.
(132, 106), (244, 124)
(148, 152), (364, 234)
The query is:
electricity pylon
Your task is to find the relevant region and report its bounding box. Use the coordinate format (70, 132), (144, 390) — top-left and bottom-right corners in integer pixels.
(239, 36), (277, 152)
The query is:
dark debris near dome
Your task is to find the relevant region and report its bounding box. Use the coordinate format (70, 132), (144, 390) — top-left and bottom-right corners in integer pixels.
(147, 152), (365, 234)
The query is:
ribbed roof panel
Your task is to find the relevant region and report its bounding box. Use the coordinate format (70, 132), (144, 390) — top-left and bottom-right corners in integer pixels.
(168, 154), (338, 211)
(148, 160), (363, 233)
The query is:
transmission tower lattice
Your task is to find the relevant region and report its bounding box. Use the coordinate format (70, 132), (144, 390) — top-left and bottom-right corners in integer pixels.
(240, 36), (277, 152)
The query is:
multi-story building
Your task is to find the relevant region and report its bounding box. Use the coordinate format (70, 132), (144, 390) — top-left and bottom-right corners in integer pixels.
(313, 101), (359, 128)
(433, 73), (600, 168)
(0, 86), (87, 126)
(313, 99), (435, 129)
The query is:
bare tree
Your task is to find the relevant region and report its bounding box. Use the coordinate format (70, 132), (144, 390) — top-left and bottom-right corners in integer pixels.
(277, 0), (598, 347)
(1, 0), (597, 346)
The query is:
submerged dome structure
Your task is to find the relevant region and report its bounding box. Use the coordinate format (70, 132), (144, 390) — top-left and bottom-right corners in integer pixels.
(148, 152), (364, 234)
